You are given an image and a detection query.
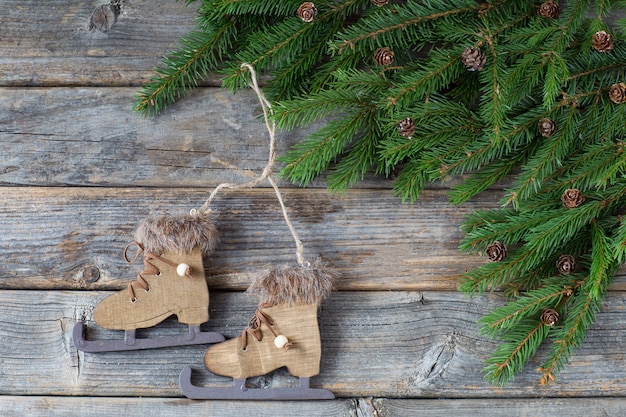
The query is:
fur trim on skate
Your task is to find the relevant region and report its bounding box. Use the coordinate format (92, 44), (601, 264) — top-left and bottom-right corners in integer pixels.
(135, 213), (219, 256)
(247, 258), (338, 306)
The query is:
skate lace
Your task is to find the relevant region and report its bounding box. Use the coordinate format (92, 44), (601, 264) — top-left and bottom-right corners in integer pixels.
(123, 242), (195, 303)
(241, 303), (292, 351)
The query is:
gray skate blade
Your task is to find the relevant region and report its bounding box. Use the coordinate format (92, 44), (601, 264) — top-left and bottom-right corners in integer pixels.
(72, 322), (225, 352)
(179, 366), (335, 400)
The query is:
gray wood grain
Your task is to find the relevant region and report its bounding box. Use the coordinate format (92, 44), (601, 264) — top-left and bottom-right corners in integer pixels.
(1, 290), (625, 397)
(0, 86), (395, 189)
(0, 396), (355, 417)
(378, 398), (626, 417)
(0, 186), (501, 291)
(0, 87), (297, 187)
(2, 0), (626, 411)
(0, 0), (206, 86)
(2, 396), (624, 417)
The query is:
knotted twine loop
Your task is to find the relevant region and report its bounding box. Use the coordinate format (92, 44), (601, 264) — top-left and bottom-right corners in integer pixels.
(192, 63), (307, 266)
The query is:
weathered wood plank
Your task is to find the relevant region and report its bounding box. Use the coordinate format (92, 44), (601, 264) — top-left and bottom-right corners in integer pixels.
(2, 186), (624, 291)
(1, 290), (625, 397)
(0, 0), (203, 86)
(0, 396), (355, 417)
(0, 87), (288, 187)
(0, 87), (389, 188)
(2, 396), (626, 417)
(0, 186), (499, 291)
(377, 398), (626, 416)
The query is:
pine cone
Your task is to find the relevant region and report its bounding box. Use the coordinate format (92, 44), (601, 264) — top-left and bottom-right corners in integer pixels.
(371, 0), (388, 6)
(538, 118), (557, 137)
(592, 30), (613, 52)
(541, 308), (559, 326)
(461, 47), (486, 71)
(486, 241), (507, 262)
(556, 254), (576, 274)
(397, 117), (415, 138)
(561, 188), (584, 208)
(538, 0), (559, 18)
(609, 82), (626, 104)
(297, 2), (317, 22)
(374, 47), (394, 66)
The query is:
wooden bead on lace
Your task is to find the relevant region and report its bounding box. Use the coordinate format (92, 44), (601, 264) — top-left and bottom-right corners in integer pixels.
(177, 263), (191, 277)
(274, 335), (289, 349)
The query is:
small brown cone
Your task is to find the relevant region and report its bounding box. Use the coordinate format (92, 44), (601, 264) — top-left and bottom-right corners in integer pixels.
(486, 241), (507, 262)
(538, 0), (559, 18)
(538, 118), (557, 137)
(609, 82), (626, 104)
(556, 254), (575, 274)
(374, 47), (394, 66)
(461, 47), (486, 71)
(541, 308), (559, 326)
(592, 30), (613, 52)
(397, 117), (415, 138)
(297, 2), (317, 22)
(561, 188), (584, 208)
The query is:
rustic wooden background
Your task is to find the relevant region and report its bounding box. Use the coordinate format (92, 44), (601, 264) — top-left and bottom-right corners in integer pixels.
(1, 1), (625, 416)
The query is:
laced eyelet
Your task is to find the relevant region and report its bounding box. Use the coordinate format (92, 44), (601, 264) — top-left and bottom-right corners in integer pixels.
(144, 288), (150, 293)
(130, 297), (137, 304)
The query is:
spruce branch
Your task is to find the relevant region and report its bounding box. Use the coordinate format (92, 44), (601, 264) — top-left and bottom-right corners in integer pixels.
(447, 150), (526, 205)
(613, 217), (626, 264)
(134, 21), (238, 115)
(546, 137), (626, 193)
(330, 0), (480, 55)
(137, 0), (626, 385)
(460, 247), (542, 295)
(278, 110), (370, 186)
(327, 115), (382, 190)
(538, 275), (606, 385)
(508, 113), (579, 202)
(479, 281), (577, 339)
(460, 208), (555, 254)
(385, 48), (465, 108)
(483, 318), (550, 385)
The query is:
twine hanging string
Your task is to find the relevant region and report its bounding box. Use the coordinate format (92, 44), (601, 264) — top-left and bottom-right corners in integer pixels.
(193, 63), (306, 266)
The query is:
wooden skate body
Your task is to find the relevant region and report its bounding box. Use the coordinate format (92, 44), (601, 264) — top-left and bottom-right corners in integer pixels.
(73, 247), (224, 352)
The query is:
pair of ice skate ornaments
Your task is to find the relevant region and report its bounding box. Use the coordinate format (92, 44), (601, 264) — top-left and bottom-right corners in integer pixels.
(72, 211), (336, 400)
(73, 63), (335, 399)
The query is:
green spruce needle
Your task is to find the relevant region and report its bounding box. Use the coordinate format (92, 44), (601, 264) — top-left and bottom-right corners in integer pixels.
(138, 0), (626, 385)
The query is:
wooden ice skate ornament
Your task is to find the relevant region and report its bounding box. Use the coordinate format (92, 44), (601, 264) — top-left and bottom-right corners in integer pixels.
(179, 63), (337, 401)
(72, 213), (225, 352)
